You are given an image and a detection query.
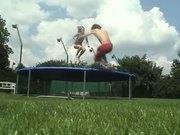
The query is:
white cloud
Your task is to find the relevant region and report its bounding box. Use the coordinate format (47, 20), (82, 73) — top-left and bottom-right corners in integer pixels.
(9, 45), (42, 67)
(40, 0), (102, 19)
(0, 0), (48, 26)
(0, 0), (49, 66)
(96, 1), (178, 48)
(31, 19), (78, 61)
(173, 35), (180, 52)
(154, 56), (172, 75)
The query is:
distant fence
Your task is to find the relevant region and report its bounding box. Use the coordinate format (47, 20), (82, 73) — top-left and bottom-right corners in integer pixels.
(0, 82), (16, 94)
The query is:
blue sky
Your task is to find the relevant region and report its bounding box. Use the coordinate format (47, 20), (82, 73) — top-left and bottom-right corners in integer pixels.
(0, 0), (179, 75)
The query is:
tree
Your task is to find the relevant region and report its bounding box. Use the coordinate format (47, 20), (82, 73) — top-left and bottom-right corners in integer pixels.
(36, 59), (89, 68)
(36, 60), (67, 67)
(142, 59), (180, 98)
(170, 59), (180, 80)
(117, 54), (163, 97)
(153, 75), (180, 98)
(0, 15), (13, 70)
(0, 16), (16, 82)
(0, 68), (16, 82)
(171, 59), (180, 97)
(169, 59), (180, 97)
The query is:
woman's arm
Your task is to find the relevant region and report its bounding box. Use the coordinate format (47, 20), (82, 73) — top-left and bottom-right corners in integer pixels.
(73, 33), (80, 40)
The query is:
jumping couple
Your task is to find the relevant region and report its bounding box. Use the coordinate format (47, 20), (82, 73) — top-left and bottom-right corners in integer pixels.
(73, 24), (113, 67)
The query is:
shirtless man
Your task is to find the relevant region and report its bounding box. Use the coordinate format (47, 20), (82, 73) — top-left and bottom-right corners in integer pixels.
(79, 24), (113, 66)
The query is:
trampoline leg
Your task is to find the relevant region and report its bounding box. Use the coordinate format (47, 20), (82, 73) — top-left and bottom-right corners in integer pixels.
(27, 69), (31, 97)
(15, 74), (19, 94)
(83, 71), (86, 100)
(128, 77), (132, 100)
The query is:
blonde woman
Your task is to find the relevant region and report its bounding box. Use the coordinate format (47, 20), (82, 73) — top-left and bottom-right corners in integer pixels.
(73, 26), (89, 61)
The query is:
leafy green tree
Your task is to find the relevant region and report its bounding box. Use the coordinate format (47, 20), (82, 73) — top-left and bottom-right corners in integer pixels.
(0, 68), (16, 82)
(0, 16), (16, 82)
(117, 54), (163, 97)
(171, 59), (180, 87)
(36, 60), (67, 67)
(149, 59), (180, 98)
(153, 75), (180, 98)
(88, 62), (106, 69)
(170, 59), (180, 80)
(69, 60), (88, 67)
(0, 15), (13, 70)
(36, 59), (88, 68)
(169, 59), (180, 97)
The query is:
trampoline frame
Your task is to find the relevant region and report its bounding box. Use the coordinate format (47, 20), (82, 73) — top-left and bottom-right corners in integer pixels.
(16, 67), (134, 99)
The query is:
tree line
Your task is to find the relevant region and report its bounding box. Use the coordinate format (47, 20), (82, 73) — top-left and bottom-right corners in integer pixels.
(0, 16), (179, 98)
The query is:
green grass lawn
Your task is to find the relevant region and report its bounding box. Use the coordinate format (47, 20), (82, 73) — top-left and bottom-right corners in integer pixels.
(0, 93), (179, 135)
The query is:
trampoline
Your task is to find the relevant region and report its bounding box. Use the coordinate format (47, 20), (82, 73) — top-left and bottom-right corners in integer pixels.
(16, 66), (134, 99)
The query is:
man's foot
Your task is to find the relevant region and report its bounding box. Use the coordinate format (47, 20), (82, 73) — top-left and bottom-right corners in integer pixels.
(97, 61), (114, 70)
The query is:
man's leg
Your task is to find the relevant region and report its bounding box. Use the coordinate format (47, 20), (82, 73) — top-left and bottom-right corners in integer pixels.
(98, 54), (113, 69)
(102, 55), (107, 63)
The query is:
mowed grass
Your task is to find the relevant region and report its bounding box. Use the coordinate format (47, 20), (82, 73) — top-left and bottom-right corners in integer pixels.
(0, 93), (179, 135)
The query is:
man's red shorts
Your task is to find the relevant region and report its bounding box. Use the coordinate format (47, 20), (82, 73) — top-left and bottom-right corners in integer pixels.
(95, 42), (113, 61)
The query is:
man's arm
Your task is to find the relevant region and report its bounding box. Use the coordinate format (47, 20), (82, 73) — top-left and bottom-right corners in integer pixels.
(79, 31), (94, 39)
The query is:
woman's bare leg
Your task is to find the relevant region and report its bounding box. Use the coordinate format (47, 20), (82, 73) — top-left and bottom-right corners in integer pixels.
(74, 44), (82, 58)
(77, 46), (86, 59)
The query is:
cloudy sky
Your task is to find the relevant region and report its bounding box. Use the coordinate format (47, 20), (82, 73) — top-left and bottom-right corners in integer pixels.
(0, 0), (179, 74)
